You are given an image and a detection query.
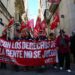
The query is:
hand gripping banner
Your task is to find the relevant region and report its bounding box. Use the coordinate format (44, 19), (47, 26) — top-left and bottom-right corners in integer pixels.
(0, 39), (58, 66)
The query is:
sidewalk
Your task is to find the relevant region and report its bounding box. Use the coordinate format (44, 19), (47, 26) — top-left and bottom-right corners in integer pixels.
(0, 64), (75, 75)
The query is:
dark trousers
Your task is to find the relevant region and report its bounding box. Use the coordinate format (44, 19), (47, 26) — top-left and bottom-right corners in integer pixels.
(72, 53), (75, 63)
(58, 52), (70, 69)
(13, 65), (19, 71)
(0, 63), (6, 69)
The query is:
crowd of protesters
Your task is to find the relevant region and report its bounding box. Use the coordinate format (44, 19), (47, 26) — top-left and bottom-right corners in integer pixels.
(0, 17), (75, 73)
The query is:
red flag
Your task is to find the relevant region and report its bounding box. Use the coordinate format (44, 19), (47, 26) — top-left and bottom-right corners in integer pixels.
(37, 19), (47, 37)
(3, 18), (14, 32)
(35, 17), (41, 30)
(34, 17), (41, 37)
(53, 14), (60, 23)
(7, 18), (14, 27)
(27, 19), (34, 29)
(20, 25), (27, 32)
(21, 21), (25, 27)
(34, 28), (39, 37)
(36, 16), (41, 24)
(50, 21), (57, 30)
(41, 19), (47, 30)
(20, 22), (27, 32)
(50, 11), (60, 30)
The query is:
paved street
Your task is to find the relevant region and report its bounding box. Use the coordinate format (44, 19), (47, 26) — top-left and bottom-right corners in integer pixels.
(0, 64), (75, 75)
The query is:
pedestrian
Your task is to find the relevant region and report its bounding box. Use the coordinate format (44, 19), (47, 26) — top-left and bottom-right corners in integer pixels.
(70, 31), (75, 63)
(56, 29), (71, 72)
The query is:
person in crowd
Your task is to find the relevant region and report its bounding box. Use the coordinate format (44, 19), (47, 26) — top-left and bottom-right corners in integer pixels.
(48, 32), (56, 40)
(0, 26), (7, 69)
(56, 29), (71, 72)
(20, 26), (33, 40)
(13, 23), (21, 71)
(20, 28), (33, 71)
(48, 33), (58, 69)
(70, 31), (75, 63)
(35, 30), (47, 71)
(14, 29), (20, 40)
(0, 18), (14, 69)
(36, 30), (47, 41)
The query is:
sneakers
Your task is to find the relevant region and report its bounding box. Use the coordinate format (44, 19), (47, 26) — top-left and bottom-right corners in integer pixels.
(59, 67), (63, 70)
(59, 67), (71, 72)
(66, 69), (71, 72)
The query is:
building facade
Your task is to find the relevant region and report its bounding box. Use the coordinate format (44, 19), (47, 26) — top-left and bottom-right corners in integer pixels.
(59, 0), (75, 35)
(0, 0), (25, 38)
(15, 0), (25, 22)
(0, 0), (14, 36)
(42, 0), (75, 35)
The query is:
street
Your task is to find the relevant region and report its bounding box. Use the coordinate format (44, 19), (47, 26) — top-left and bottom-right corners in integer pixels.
(0, 64), (75, 75)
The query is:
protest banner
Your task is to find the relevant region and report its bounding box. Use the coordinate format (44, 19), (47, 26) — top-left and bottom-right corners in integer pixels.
(0, 39), (58, 66)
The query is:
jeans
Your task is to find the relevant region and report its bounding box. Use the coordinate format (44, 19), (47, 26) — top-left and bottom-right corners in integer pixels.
(58, 52), (70, 69)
